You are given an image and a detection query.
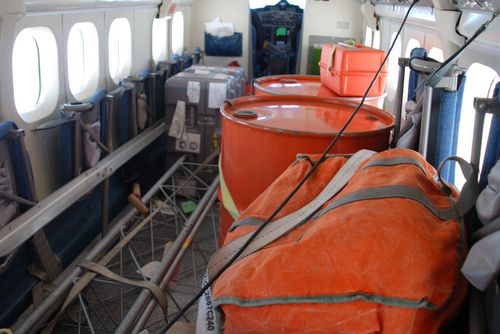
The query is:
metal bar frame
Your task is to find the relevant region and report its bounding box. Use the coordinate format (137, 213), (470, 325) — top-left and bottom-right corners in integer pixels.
(12, 155), (184, 334)
(0, 120), (166, 257)
(31, 158), (218, 334)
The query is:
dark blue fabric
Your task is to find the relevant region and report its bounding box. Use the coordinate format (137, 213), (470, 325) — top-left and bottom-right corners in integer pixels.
(0, 121), (34, 201)
(407, 48), (428, 101)
(155, 73), (166, 119)
(85, 88), (106, 107)
(118, 89), (131, 145)
(172, 54), (181, 75)
(0, 121), (16, 140)
(205, 32), (243, 57)
(139, 68), (150, 78)
(100, 98), (109, 146)
(182, 53), (193, 69)
(432, 74), (466, 183)
(479, 82), (500, 190)
(59, 121), (75, 185)
(8, 139), (33, 202)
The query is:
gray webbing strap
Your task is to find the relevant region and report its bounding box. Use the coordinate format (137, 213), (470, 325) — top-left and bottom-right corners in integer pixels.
(207, 149), (375, 280)
(79, 260), (169, 320)
(361, 156), (427, 176)
(310, 184), (457, 222)
(228, 216), (265, 232)
(228, 156), (429, 233)
(437, 156), (479, 218)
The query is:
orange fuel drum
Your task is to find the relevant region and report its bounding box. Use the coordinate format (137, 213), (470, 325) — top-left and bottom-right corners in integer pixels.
(218, 95), (394, 242)
(213, 148), (467, 334)
(253, 74), (385, 108)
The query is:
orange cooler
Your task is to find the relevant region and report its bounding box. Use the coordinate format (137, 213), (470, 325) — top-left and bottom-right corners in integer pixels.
(253, 75), (384, 108)
(319, 43), (388, 97)
(219, 95), (394, 242)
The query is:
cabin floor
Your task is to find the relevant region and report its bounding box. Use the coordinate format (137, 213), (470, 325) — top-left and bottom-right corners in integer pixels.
(52, 171), (220, 333)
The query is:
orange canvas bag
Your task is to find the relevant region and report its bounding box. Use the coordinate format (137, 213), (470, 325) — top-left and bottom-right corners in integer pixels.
(209, 148), (475, 333)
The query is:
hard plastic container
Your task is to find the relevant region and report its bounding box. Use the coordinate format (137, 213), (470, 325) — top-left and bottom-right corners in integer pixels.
(253, 74), (385, 108)
(319, 43), (388, 97)
(218, 95), (394, 241)
(184, 65), (245, 97)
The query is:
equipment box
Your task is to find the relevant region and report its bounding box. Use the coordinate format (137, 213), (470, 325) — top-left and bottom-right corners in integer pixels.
(184, 65), (245, 97)
(165, 71), (231, 163)
(319, 43), (387, 97)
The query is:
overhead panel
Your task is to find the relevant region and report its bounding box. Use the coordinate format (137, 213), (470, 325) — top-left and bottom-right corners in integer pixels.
(447, 0), (499, 12)
(370, 0), (434, 7)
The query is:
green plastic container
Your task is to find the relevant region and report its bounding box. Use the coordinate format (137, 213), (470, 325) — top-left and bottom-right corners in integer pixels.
(310, 44), (322, 75)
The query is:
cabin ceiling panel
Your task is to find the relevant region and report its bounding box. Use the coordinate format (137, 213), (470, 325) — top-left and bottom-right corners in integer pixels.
(374, 3), (436, 27)
(24, 0), (160, 13)
(457, 11), (500, 46)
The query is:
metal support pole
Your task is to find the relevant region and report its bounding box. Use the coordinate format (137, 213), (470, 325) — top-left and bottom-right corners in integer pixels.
(419, 86), (434, 158)
(74, 113), (82, 177)
(11, 155), (185, 334)
(150, 73), (158, 122)
(131, 87), (139, 137)
(101, 95), (116, 236)
(392, 58), (408, 147)
(8, 130), (62, 281)
(115, 177), (220, 334)
(79, 121), (110, 154)
(471, 110), (485, 173)
(131, 191), (218, 333)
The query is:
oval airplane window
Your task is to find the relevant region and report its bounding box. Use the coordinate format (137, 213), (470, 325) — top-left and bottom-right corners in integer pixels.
(455, 63), (499, 189)
(428, 47), (444, 62)
(373, 30), (381, 49)
(67, 22), (99, 100)
(152, 17), (168, 64)
(171, 11), (184, 55)
(108, 18), (132, 84)
(405, 38), (421, 57)
(364, 27), (373, 47)
(386, 32), (402, 99)
(12, 27), (59, 123)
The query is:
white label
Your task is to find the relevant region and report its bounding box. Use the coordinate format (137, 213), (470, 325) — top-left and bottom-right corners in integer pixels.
(214, 73), (229, 80)
(187, 81), (201, 103)
(175, 132), (201, 154)
(196, 273), (220, 334)
(195, 69), (212, 75)
(168, 100), (185, 139)
(208, 82), (227, 109)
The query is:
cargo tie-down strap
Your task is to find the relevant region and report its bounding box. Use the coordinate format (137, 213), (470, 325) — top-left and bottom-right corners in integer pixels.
(218, 154), (240, 220)
(209, 151), (478, 281)
(208, 149), (376, 280)
(78, 260), (169, 319)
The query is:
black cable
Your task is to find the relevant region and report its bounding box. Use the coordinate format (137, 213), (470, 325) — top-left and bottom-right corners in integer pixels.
(422, 10), (499, 88)
(160, 1), (421, 332)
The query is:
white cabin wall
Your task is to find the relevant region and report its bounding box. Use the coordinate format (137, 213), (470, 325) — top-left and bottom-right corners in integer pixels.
(0, 2), (160, 198)
(177, 4), (192, 56)
(299, 0), (363, 74)
(133, 8), (157, 75)
(0, 14), (66, 198)
(190, 0), (250, 75)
